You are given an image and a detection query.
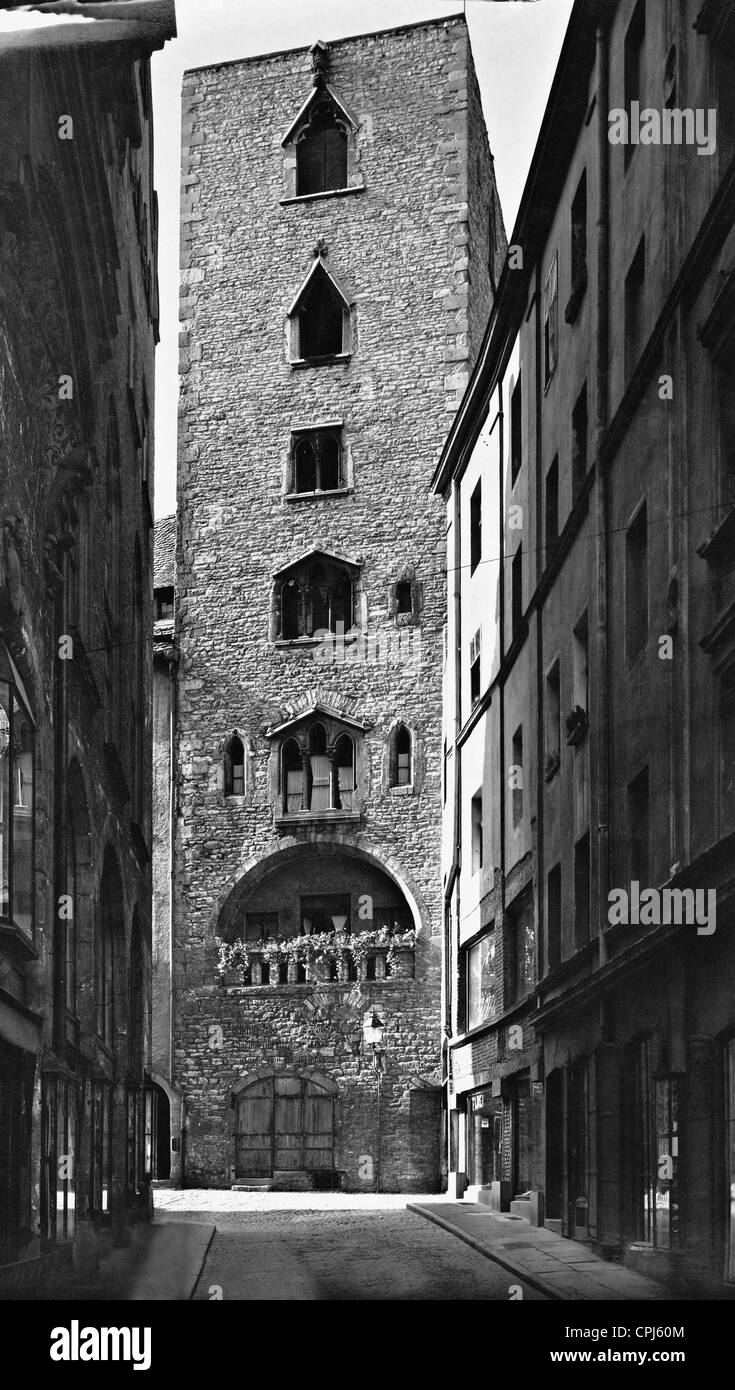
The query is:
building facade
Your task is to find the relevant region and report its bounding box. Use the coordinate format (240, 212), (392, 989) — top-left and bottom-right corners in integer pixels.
(0, 1), (174, 1286)
(173, 16), (504, 1191)
(435, 0), (735, 1291)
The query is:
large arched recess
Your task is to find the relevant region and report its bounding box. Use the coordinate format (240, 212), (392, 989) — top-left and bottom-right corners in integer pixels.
(214, 839), (428, 942)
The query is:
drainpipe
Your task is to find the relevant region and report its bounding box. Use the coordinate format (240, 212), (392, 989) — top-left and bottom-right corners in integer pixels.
(595, 19), (611, 971)
(168, 643), (176, 1084)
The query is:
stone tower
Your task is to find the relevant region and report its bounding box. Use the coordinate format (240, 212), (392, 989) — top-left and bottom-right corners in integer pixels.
(174, 14), (503, 1190)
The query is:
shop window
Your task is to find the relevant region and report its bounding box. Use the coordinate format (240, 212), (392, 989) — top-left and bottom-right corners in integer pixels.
(90, 1080), (112, 1218)
(42, 1077), (78, 1243)
(0, 642), (35, 936)
(508, 888), (534, 1004)
(466, 930), (496, 1031)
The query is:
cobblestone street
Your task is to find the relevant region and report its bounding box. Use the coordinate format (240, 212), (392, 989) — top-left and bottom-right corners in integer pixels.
(153, 1191), (547, 1301)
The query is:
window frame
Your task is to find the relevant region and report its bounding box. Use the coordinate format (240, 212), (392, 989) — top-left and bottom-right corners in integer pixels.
(288, 428), (345, 498)
(0, 644), (36, 940)
(543, 253), (559, 388)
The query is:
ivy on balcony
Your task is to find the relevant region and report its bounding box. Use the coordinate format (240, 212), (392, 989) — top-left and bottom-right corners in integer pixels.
(215, 926), (416, 984)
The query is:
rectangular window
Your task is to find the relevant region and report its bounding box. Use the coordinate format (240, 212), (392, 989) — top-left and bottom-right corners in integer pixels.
(512, 544), (523, 637)
(467, 931), (496, 1031)
(545, 455), (559, 552)
(470, 629), (481, 707)
(574, 831), (591, 950)
(545, 660), (561, 779)
(245, 913), (279, 942)
(470, 480), (482, 575)
(543, 254), (558, 386)
(570, 171), (587, 295)
(719, 339), (735, 508)
(720, 666), (735, 831)
(511, 726), (523, 828)
(547, 862), (562, 971)
(624, 0), (646, 167)
(627, 765), (650, 885)
(572, 383), (588, 502)
(301, 895), (351, 935)
(625, 500), (648, 663)
(510, 373), (522, 483)
(571, 610), (589, 734)
(471, 791), (483, 874)
(633, 1036), (654, 1242)
(508, 888), (534, 1005)
(625, 239), (646, 377)
(291, 428), (343, 495)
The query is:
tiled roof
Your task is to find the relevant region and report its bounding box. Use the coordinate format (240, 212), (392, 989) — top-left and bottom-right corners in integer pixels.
(154, 512), (176, 589)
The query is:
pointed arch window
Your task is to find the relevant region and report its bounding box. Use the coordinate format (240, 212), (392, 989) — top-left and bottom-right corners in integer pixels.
(288, 262), (353, 366)
(274, 715), (364, 818)
(224, 734), (245, 797)
(282, 739), (303, 814)
(297, 95), (348, 196)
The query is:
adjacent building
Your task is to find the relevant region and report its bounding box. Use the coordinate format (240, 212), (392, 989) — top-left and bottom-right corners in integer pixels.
(171, 15), (504, 1191)
(0, 0), (175, 1286)
(434, 0), (735, 1292)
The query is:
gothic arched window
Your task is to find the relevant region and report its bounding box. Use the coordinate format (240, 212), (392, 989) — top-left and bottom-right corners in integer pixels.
(297, 96), (348, 196)
(276, 553), (356, 640)
(282, 739), (302, 814)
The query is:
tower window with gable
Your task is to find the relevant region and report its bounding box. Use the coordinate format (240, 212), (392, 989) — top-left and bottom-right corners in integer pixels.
(281, 42), (362, 204)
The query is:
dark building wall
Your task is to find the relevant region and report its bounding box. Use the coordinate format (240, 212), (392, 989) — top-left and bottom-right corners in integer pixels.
(437, 0), (735, 1286)
(0, 6), (174, 1282)
(174, 16), (500, 1191)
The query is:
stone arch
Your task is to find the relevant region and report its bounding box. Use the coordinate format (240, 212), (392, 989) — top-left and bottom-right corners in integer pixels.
(231, 1066), (339, 1098)
(212, 837), (429, 943)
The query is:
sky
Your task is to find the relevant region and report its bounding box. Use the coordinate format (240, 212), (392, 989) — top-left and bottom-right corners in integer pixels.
(1, 0), (577, 516)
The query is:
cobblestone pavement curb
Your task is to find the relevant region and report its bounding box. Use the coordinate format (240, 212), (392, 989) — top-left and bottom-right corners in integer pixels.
(408, 1202), (674, 1301)
(128, 1221), (216, 1301)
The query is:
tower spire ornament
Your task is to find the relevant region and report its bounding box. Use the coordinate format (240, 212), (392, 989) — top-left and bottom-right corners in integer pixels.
(310, 40), (330, 86)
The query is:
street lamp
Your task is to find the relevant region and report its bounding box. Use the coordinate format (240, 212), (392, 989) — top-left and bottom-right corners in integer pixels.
(364, 1011), (386, 1193)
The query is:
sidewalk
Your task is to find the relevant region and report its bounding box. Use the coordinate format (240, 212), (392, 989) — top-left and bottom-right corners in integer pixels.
(408, 1201), (674, 1301)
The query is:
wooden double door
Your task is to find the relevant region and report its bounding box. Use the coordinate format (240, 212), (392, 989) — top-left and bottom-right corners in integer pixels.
(236, 1074), (335, 1178)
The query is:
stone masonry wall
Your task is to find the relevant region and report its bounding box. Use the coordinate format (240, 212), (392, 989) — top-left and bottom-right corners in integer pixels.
(175, 17), (497, 1190)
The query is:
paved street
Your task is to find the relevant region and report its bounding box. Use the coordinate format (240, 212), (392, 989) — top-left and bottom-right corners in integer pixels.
(153, 1190), (547, 1301)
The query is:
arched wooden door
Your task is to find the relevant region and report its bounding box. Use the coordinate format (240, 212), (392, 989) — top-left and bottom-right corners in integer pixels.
(235, 1073), (335, 1178)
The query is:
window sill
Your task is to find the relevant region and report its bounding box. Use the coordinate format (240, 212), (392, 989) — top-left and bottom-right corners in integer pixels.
(290, 354), (352, 370)
(388, 784), (414, 795)
(276, 809), (361, 828)
(285, 486), (351, 503)
(274, 635), (360, 650)
(281, 185), (365, 206)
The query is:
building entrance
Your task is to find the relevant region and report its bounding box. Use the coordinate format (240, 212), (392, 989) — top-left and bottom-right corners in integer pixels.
(235, 1072), (335, 1179)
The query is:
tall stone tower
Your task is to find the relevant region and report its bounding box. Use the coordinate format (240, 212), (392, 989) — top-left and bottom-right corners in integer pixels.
(174, 14), (503, 1191)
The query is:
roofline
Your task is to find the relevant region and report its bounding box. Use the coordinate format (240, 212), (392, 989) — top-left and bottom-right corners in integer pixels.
(182, 11), (465, 78)
(432, 0), (611, 495)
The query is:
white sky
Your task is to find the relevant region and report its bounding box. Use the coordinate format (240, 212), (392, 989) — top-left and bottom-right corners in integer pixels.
(11, 0), (578, 516)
